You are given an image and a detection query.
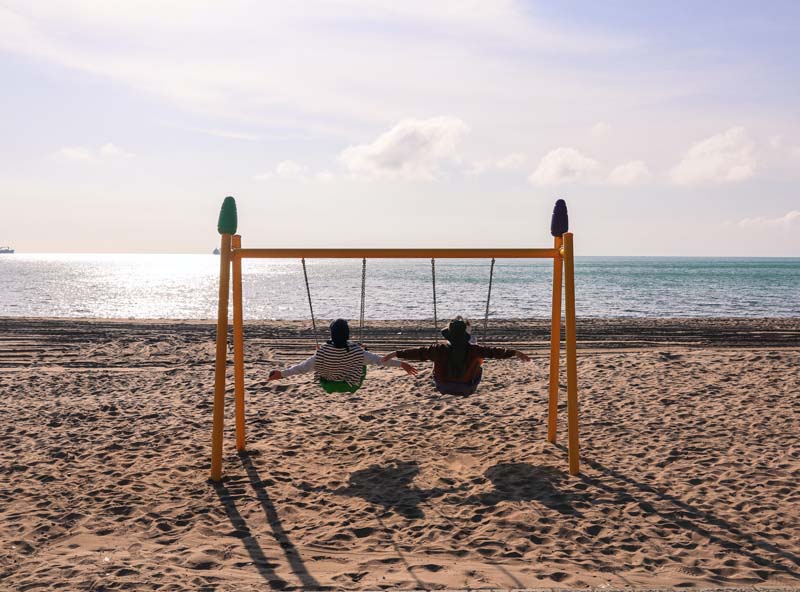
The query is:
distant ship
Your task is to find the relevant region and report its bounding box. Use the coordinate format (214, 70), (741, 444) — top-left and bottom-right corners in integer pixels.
(213, 247), (220, 255)
(0, 246), (14, 254)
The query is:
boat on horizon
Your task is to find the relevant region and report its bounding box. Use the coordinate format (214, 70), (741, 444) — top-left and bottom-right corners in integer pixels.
(213, 247), (220, 255)
(0, 246), (14, 254)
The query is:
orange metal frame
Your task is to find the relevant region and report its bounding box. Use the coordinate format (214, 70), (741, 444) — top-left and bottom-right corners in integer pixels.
(211, 236), (580, 480)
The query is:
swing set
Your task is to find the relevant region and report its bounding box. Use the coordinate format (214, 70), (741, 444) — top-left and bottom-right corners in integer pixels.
(210, 197), (580, 481)
(299, 252), (495, 393)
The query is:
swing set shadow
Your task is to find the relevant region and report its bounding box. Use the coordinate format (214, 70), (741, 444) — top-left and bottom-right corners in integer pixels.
(212, 451), (323, 590)
(209, 196), (581, 482)
(555, 443), (800, 578)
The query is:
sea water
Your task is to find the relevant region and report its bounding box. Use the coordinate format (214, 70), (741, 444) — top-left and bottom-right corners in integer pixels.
(0, 255), (798, 320)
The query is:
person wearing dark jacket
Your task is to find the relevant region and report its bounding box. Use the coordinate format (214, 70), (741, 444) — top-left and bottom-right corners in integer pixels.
(381, 316), (530, 396)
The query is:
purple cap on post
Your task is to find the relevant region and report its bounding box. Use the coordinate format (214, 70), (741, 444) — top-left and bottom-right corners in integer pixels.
(550, 199), (568, 237)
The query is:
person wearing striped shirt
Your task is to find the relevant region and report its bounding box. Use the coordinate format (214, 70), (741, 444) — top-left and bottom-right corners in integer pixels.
(268, 319), (418, 389)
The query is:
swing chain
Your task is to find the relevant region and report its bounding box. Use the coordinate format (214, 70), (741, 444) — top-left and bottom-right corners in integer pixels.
(301, 258), (319, 349)
(359, 258), (366, 345)
(431, 257), (438, 342)
(483, 258), (496, 342)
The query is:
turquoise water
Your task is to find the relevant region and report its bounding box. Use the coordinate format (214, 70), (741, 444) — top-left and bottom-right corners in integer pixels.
(0, 255), (798, 319)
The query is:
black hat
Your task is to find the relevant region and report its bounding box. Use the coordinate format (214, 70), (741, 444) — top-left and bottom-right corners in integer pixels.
(441, 317), (470, 344)
(329, 318), (350, 347)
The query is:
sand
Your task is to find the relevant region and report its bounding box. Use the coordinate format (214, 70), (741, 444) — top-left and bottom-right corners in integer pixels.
(1, 317), (799, 590)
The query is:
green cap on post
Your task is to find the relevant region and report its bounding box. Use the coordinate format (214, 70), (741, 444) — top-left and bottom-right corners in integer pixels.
(217, 196), (238, 235)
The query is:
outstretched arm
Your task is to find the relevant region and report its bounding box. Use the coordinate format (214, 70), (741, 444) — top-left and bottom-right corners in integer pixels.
(268, 353), (316, 381)
(514, 350), (531, 362)
(382, 345), (438, 363)
(381, 351), (398, 363)
(365, 350), (401, 368)
(366, 351), (418, 376)
(476, 346), (530, 362)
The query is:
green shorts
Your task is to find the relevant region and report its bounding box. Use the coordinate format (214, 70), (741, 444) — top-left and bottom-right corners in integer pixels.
(318, 366), (366, 394)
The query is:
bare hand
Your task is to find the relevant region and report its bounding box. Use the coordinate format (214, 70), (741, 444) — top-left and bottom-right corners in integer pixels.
(400, 362), (418, 376)
(381, 352), (397, 364)
(268, 370), (283, 381)
(515, 351), (531, 362)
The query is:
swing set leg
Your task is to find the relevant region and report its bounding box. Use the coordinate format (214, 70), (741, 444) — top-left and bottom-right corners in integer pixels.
(548, 236), (562, 444)
(232, 235), (246, 452)
(210, 233), (232, 482)
(563, 233), (580, 476)
(547, 233), (579, 475)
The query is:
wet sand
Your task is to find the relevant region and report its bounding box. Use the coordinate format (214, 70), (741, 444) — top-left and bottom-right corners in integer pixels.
(1, 317), (799, 590)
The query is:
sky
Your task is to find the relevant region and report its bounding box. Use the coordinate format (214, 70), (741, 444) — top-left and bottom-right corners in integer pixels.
(0, 0), (798, 256)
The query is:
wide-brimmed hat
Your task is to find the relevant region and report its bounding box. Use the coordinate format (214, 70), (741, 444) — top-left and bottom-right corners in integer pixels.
(441, 318), (470, 343)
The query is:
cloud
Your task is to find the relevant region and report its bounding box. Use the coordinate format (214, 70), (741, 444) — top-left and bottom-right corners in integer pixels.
(529, 147), (599, 186)
(315, 171), (336, 182)
(495, 152), (527, 171)
(164, 124), (260, 141)
(470, 152), (527, 175)
(530, 149), (651, 187)
(55, 143), (134, 162)
(0, 3), (637, 136)
(670, 127), (756, 186)
(99, 143), (135, 158)
(607, 160), (650, 186)
(254, 160), (310, 180)
(769, 135), (784, 150)
(339, 116), (469, 179)
(56, 146), (95, 162)
(591, 121), (612, 136)
(737, 210), (800, 228)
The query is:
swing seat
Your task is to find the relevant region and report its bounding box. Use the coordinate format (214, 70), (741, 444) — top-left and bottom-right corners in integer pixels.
(319, 366), (366, 394)
(434, 360), (483, 396)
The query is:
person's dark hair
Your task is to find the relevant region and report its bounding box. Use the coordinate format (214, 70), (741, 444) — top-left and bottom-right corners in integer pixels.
(442, 316), (470, 377)
(328, 318), (350, 349)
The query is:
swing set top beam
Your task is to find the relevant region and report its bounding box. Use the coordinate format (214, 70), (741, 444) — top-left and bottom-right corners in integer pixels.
(234, 247), (562, 259)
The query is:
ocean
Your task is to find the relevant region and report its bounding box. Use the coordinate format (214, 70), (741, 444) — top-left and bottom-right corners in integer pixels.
(1, 254), (798, 320)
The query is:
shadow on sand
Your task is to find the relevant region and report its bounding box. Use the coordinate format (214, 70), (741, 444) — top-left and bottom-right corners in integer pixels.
(476, 462), (580, 516)
(556, 443), (800, 579)
(212, 451), (323, 590)
(334, 459), (463, 519)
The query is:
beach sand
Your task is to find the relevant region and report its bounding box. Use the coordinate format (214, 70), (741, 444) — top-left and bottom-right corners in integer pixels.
(1, 317), (798, 590)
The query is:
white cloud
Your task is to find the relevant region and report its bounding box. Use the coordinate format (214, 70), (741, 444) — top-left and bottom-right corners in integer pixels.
(254, 160), (310, 180)
(56, 146), (95, 162)
(591, 121), (612, 136)
(529, 147), (600, 186)
(315, 171), (336, 182)
(164, 124), (260, 141)
(769, 135), (784, 150)
(737, 210), (800, 228)
(55, 143), (134, 163)
(339, 116), (469, 180)
(470, 152), (527, 175)
(0, 3), (640, 136)
(496, 152), (527, 171)
(197, 129), (259, 141)
(276, 160), (307, 178)
(530, 149), (652, 187)
(670, 127), (756, 186)
(99, 143), (135, 158)
(607, 160), (650, 186)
